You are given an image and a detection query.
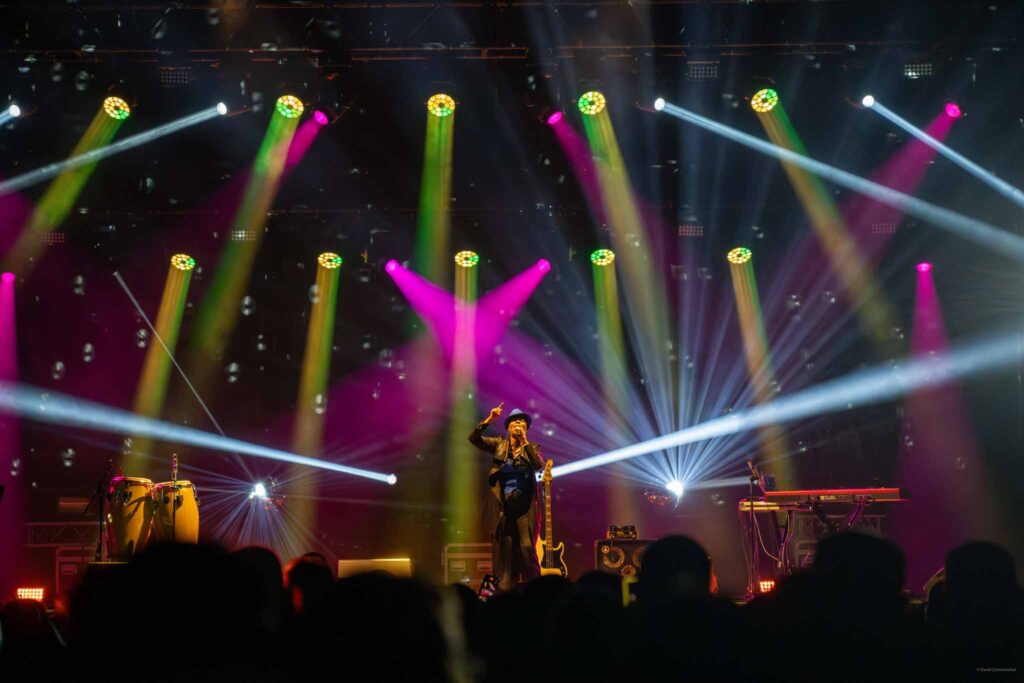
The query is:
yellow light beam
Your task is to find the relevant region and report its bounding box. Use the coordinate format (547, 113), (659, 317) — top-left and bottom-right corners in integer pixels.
(128, 255), (196, 474)
(592, 253), (638, 523)
(446, 251), (479, 543)
(290, 253), (343, 531)
(3, 109), (123, 274)
(728, 252), (794, 488)
(756, 103), (898, 348)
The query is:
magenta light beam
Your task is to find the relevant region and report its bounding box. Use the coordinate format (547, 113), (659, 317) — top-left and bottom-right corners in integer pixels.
(891, 264), (1000, 588)
(284, 118), (324, 172)
(385, 261), (458, 356)
(844, 112), (954, 250)
(386, 259), (550, 364)
(0, 272), (23, 597)
(770, 109), (955, 314)
(474, 259), (551, 357)
(868, 99), (1024, 209)
(547, 114), (606, 223)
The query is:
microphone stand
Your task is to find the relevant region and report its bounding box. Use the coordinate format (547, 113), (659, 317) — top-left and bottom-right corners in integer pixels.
(745, 460), (766, 600)
(170, 454), (178, 542)
(747, 473), (758, 599)
(83, 460), (117, 562)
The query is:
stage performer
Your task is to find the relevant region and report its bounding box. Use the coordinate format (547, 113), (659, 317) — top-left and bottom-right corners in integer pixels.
(469, 402), (544, 588)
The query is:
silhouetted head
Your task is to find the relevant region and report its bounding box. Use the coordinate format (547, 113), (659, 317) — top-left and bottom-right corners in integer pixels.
(233, 546), (283, 587)
(945, 541), (1018, 600)
(1, 599), (57, 651)
(333, 573), (451, 681)
(231, 546), (285, 633)
(284, 555), (335, 616)
(637, 535), (711, 599)
(574, 570), (623, 602)
(814, 531), (905, 597)
(300, 551), (333, 575)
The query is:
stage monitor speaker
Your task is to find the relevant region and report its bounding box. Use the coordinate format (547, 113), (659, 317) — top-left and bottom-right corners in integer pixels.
(595, 539), (654, 577)
(443, 543), (492, 591)
(337, 558), (412, 579)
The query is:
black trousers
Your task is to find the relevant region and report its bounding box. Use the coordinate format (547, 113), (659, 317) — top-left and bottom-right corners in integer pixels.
(493, 498), (540, 589)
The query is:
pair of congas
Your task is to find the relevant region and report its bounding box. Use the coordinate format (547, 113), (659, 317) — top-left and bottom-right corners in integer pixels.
(105, 476), (200, 560)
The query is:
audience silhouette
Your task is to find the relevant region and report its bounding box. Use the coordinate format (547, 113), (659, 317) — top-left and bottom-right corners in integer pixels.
(1, 533), (1019, 681)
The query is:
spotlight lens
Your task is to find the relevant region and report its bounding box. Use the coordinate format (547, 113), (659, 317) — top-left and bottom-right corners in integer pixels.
(8, 104), (20, 118)
(1, 272), (15, 284)
(275, 95), (304, 119)
(537, 258), (551, 273)
(666, 480), (684, 497)
(454, 250), (479, 268)
(654, 97), (666, 111)
(916, 262), (932, 272)
(318, 252), (343, 269)
(427, 93), (456, 118)
(385, 259), (399, 274)
(216, 102), (227, 115)
(386, 474), (398, 486)
(945, 102), (961, 118)
(250, 482), (267, 499)
(546, 111), (563, 125)
(861, 95), (875, 108)
(171, 254), (196, 271)
(727, 247), (752, 264)
(578, 91), (607, 116)
(314, 109), (329, 125)
(590, 248), (616, 266)
(103, 96), (131, 120)
(750, 88), (779, 113)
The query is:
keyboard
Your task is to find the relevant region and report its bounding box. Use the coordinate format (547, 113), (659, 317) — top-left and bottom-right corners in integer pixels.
(764, 487), (907, 504)
(739, 487), (908, 511)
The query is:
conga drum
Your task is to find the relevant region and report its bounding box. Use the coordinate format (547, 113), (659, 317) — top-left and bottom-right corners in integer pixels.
(105, 476), (154, 559)
(151, 481), (200, 543)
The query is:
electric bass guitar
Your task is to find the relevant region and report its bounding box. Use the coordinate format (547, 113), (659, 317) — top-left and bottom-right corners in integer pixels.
(536, 459), (568, 577)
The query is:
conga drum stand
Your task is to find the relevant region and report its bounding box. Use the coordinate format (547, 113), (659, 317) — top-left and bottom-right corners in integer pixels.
(83, 459), (119, 562)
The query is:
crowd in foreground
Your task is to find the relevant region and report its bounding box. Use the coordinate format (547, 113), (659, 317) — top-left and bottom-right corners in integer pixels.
(0, 531), (1021, 681)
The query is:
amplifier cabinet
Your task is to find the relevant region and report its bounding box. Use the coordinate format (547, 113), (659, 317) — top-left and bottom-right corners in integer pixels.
(594, 539), (654, 577)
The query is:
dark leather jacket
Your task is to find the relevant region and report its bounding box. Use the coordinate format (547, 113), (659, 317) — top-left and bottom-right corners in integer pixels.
(468, 419), (544, 508)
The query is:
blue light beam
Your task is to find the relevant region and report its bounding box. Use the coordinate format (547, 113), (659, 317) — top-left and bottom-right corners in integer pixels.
(0, 104), (21, 127)
(868, 99), (1024, 210)
(654, 100), (1024, 262)
(0, 105), (227, 196)
(553, 327), (1021, 478)
(0, 381), (397, 485)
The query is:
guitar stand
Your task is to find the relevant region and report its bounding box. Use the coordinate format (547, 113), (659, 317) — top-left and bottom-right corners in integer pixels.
(845, 499), (869, 527)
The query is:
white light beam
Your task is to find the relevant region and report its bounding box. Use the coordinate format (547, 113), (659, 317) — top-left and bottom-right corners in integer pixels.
(554, 328), (1021, 478)
(0, 381), (397, 485)
(0, 105), (226, 196)
(869, 99), (1024, 210)
(655, 100), (1024, 262)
